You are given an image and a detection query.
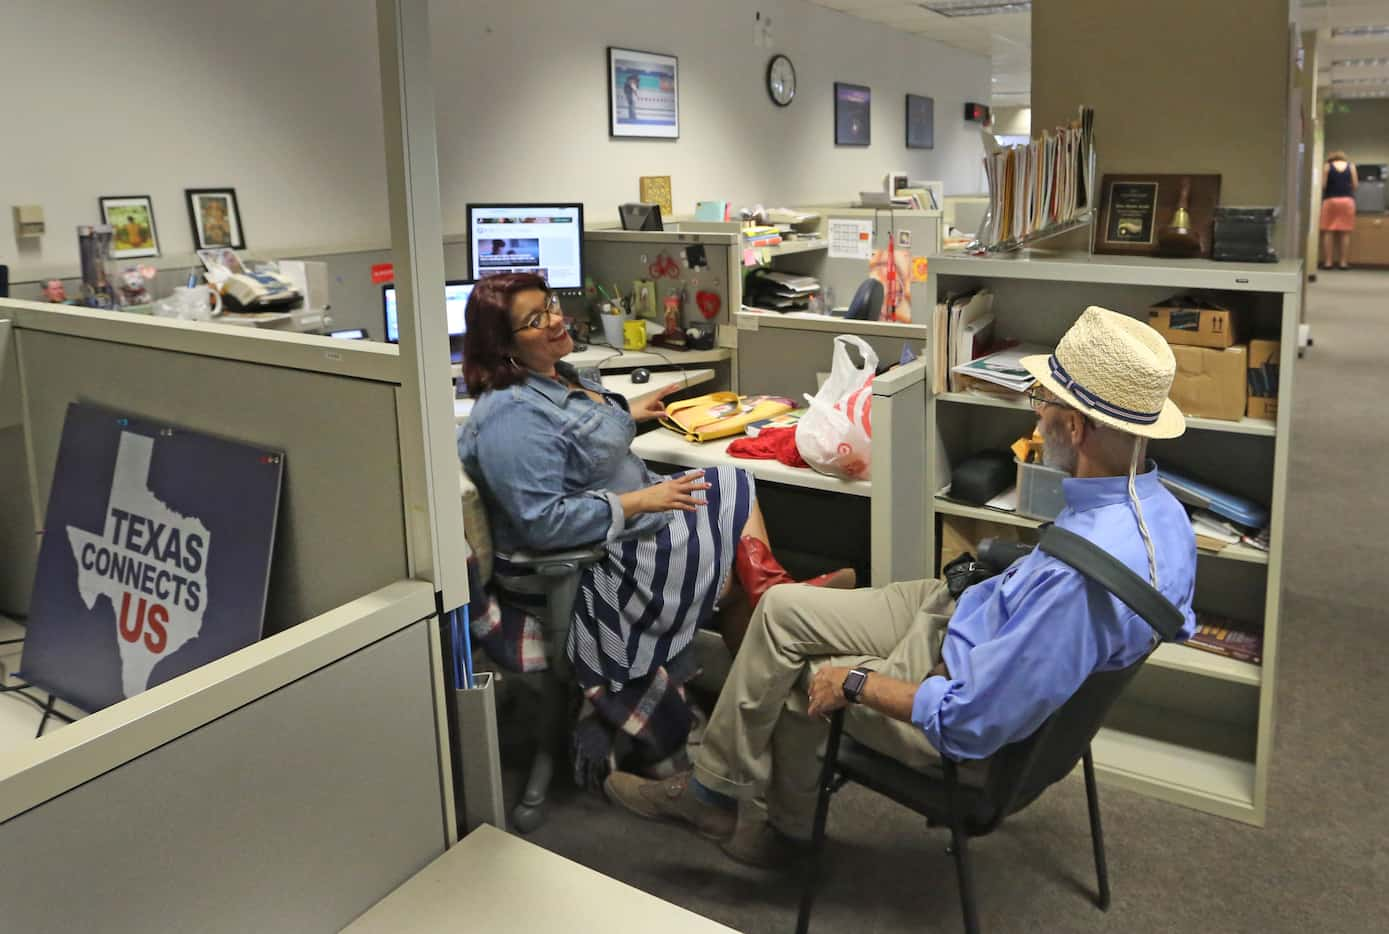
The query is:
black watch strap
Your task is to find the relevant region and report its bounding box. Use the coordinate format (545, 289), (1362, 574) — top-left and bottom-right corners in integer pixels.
(842, 667), (871, 704)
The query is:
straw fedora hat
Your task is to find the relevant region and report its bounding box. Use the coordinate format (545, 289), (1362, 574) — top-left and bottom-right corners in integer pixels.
(1021, 306), (1186, 440)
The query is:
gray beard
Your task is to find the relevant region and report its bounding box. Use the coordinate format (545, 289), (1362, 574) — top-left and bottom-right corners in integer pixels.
(1041, 422), (1079, 474)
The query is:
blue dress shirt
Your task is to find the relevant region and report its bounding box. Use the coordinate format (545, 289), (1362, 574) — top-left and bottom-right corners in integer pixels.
(456, 363), (670, 554)
(912, 465), (1197, 761)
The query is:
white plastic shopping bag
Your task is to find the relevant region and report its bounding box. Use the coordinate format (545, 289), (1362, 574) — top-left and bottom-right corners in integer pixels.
(795, 335), (877, 480)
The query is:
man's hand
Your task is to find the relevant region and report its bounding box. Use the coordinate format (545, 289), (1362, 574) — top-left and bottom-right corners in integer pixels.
(807, 665), (852, 719)
(628, 383), (683, 423)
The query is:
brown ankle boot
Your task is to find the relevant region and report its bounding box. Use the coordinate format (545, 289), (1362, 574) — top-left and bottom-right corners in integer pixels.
(734, 536), (855, 609)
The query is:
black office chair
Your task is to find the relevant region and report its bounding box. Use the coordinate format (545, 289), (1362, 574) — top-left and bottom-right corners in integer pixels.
(796, 526), (1185, 934)
(460, 467), (604, 833)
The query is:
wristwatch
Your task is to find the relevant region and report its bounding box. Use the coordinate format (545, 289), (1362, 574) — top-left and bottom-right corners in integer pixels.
(842, 667), (871, 704)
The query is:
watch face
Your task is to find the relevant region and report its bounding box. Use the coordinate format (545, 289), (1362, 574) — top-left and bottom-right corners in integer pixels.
(767, 55), (796, 107)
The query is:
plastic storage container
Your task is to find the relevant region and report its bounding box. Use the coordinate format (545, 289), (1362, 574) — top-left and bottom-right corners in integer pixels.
(1016, 458), (1068, 521)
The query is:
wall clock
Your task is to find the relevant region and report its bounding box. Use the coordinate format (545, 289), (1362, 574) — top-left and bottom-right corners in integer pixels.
(767, 54), (796, 107)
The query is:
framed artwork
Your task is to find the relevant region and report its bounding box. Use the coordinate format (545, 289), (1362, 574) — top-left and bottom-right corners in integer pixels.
(906, 94), (934, 150)
(609, 47), (679, 139)
(99, 195), (160, 259)
(1094, 174), (1221, 258)
(835, 82), (871, 146)
(185, 188), (245, 250)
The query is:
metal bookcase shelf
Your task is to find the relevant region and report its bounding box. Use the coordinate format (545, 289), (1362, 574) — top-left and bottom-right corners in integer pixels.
(926, 250), (1299, 827)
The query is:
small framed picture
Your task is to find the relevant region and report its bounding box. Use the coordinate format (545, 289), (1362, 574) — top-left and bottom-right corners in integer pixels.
(185, 188), (245, 250)
(609, 47), (679, 139)
(835, 83), (871, 146)
(99, 195), (160, 259)
(906, 94), (934, 150)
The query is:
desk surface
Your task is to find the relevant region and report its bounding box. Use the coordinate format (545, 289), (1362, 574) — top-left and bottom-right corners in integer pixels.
(345, 824), (738, 933)
(631, 427), (871, 497)
(454, 367), (715, 422)
(567, 343), (732, 370)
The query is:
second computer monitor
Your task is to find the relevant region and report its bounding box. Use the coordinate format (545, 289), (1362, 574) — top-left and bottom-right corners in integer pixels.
(383, 280), (473, 344)
(466, 203), (584, 292)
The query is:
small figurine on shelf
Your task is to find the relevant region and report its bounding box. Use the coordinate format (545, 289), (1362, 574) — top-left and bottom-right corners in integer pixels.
(114, 266), (153, 307)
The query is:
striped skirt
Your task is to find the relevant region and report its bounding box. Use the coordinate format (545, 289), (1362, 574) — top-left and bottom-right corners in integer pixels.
(483, 466), (755, 692)
(572, 466), (754, 692)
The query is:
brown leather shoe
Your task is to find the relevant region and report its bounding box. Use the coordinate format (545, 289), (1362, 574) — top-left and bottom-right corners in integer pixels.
(604, 770), (736, 841)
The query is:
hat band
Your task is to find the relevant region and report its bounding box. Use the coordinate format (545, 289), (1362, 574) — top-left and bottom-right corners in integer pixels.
(1048, 356), (1162, 426)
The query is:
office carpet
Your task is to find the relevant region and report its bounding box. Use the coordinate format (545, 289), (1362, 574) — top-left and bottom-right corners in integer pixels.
(507, 272), (1387, 933)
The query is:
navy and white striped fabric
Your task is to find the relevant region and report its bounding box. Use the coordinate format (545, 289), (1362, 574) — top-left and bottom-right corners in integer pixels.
(570, 466), (754, 692)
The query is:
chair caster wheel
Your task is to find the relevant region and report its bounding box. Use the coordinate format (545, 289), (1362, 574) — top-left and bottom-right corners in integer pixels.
(512, 802), (546, 834)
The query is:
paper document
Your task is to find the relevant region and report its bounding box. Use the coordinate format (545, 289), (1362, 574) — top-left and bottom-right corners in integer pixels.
(828, 219), (873, 259)
(952, 343), (1049, 393)
(986, 486), (1019, 512)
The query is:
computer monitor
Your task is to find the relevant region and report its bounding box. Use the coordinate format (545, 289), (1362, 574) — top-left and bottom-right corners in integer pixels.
(466, 203), (585, 293)
(619, 202), (664, 231)
(383, 280), (473, 363)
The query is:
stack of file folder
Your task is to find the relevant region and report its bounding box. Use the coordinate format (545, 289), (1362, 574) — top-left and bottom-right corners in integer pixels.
(746, 269), (820, 311)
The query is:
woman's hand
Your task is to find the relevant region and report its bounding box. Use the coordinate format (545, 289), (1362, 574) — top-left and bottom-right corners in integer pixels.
(621, 470), (710, 517)
(628, 383), (683, 423)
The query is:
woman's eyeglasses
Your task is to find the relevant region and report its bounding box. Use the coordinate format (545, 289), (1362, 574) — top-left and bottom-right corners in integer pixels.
(512, 297), (563, 333)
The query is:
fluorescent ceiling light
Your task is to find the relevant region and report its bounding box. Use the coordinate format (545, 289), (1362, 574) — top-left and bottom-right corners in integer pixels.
(1333, 57), (1389, 68)
(918, 1), (1031, 17)
(1332, 25), (1389, 37)
(1332, 76), (1389, 85)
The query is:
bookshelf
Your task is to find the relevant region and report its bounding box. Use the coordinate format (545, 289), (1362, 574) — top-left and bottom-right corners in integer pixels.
(926, 251), (1301, 827)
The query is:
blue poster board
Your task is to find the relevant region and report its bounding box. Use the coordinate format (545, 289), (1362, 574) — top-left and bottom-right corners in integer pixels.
(20, 403), (284, 712)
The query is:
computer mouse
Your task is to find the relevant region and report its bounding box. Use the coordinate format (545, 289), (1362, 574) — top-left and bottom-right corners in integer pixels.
(631, 367), (651, 384)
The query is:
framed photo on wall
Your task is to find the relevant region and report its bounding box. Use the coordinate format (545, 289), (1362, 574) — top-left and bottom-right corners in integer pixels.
(99, 195), (161, 259)
(609, 47), (679, 139)
(906, 94), (934, 150)
(835, 83), (871, 146)
(185, 188), (245, 250)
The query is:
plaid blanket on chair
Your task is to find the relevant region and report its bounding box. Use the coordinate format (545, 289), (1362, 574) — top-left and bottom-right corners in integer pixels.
(464, 557), (699, 787)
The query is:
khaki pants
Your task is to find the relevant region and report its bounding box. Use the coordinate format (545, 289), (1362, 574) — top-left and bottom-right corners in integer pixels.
(693, 578), (971, 838)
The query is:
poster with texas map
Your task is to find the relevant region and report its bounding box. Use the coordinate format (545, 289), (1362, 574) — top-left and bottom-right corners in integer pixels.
(21, 403), (283, 712)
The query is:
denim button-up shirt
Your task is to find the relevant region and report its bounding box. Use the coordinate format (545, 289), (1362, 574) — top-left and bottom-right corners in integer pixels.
(912, 465), (1197, 761)
(457, 362), (669, 554)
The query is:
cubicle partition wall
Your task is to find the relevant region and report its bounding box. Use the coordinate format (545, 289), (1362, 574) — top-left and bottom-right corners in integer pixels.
(0, 300), (457, 931)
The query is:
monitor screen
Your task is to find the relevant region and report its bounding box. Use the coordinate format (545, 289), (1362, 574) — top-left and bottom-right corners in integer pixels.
(466, 203), (585, 290)
(383, 280), (472, 343)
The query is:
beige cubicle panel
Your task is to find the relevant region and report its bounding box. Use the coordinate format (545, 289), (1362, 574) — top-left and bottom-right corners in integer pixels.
(4, 304), (410, 633)
(732, 311), (927, 401)
(0, 301), (458, 930)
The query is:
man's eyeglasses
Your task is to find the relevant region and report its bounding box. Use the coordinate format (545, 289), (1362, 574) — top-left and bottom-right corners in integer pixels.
(1026, 387), (1071, 413)
(512, 297), (563, 333)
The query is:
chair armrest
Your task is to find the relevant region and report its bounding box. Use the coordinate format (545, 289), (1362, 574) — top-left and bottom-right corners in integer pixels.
(501, 544), (607, 576)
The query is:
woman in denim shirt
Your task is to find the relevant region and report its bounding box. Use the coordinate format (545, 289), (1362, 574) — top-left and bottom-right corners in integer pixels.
(457, 274), (852, 772)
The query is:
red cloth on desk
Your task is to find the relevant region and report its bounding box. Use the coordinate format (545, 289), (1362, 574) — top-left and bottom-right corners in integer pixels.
(726, 427), (808, 468)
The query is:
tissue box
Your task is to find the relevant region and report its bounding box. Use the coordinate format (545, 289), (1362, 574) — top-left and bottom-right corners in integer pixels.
(1170, 345), (1248, 422)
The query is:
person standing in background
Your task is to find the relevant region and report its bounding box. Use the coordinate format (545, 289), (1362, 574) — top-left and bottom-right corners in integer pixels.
(1320, 151), (1359, 270)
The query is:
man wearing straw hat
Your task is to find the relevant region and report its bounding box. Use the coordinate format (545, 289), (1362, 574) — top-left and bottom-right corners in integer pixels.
(607, 307), (1198, 867)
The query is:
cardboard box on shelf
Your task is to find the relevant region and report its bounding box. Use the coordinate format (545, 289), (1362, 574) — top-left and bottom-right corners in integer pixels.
(1170, 344), (1248, 422)
(1149, 297), (1241, 349)
(1247, 339), (1280, 421)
